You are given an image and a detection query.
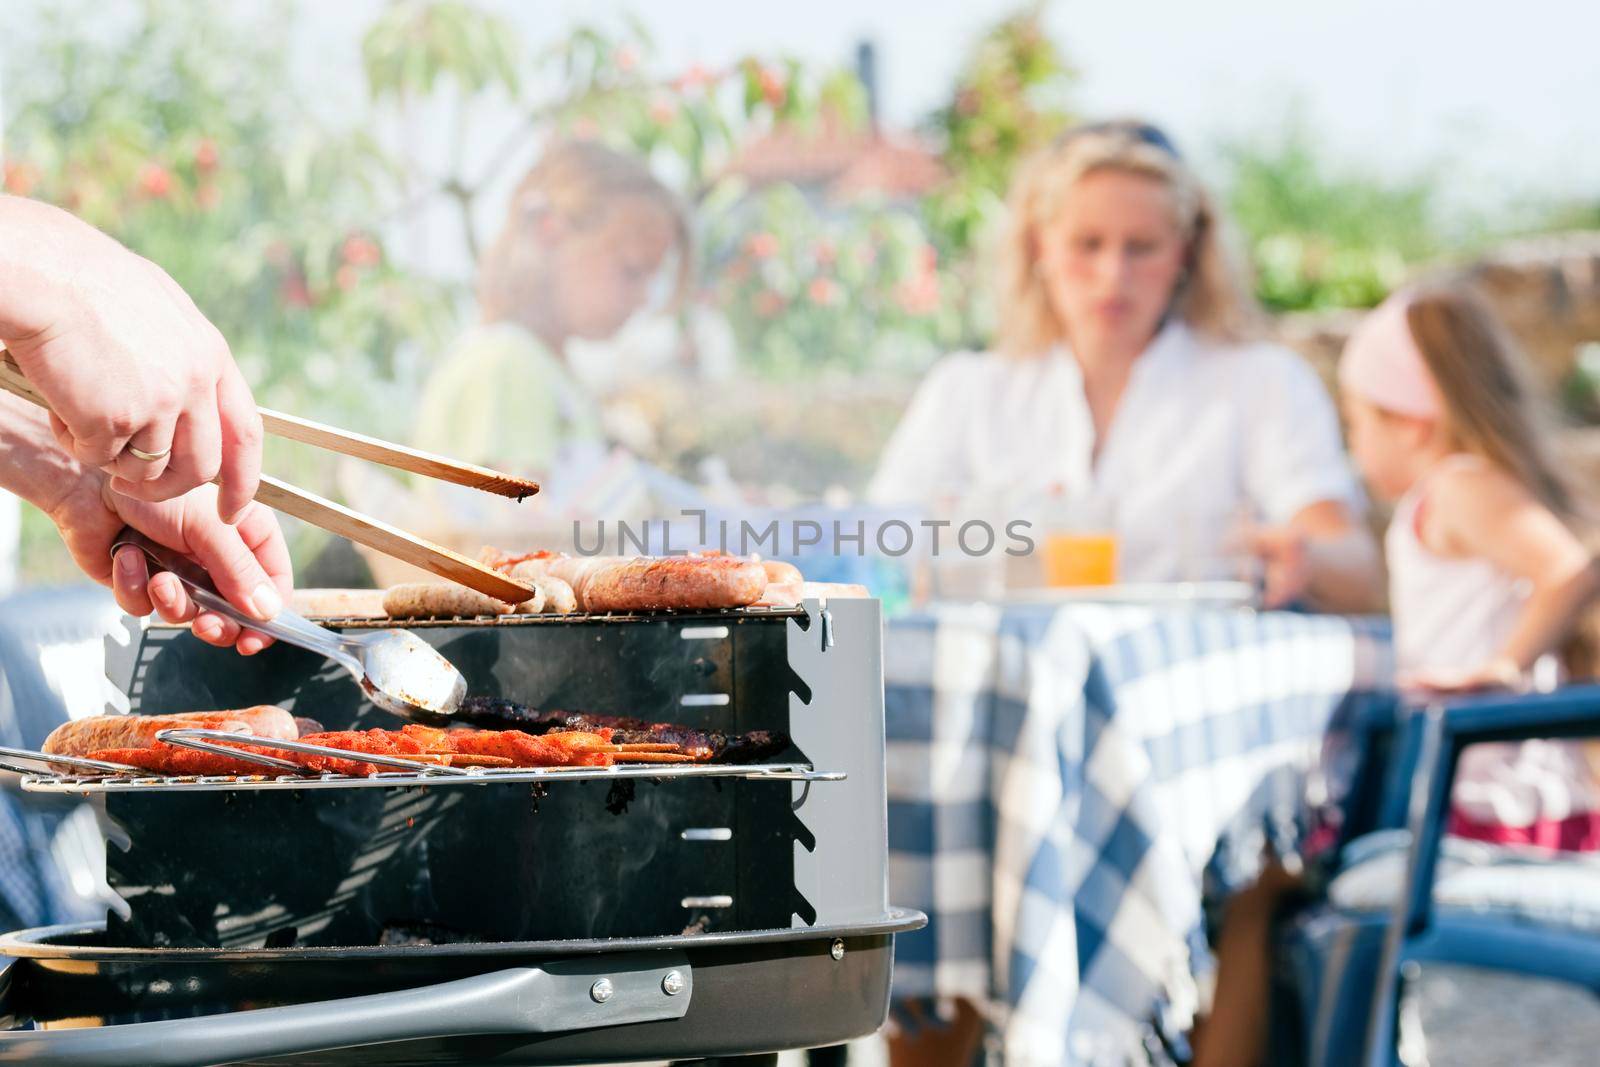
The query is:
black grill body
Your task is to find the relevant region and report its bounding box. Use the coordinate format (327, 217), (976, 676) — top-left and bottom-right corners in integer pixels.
(0, 598), (922, 1063)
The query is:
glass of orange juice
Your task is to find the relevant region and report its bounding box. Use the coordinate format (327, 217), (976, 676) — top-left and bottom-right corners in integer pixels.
(1042, 530), (1118, 587)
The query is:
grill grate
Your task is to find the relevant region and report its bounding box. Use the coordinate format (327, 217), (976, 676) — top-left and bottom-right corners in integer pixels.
(21, 761), (842, 793)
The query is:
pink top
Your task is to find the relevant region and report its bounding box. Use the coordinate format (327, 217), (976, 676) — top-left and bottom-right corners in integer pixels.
(1388, 454), (1600, 849)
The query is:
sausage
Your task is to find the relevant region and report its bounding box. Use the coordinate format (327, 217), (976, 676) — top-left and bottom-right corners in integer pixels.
(43, 707), (297, 759)
(582, 557), (767, 612)
(542, 556), (623, 609)
(506, 562), (577, 614)
(479, 547), (553, 572)
(761, 560), (803, 584)
(511, 583), (547, 615)
(535, 577), (577, 614)
(383, 583), (516, 619)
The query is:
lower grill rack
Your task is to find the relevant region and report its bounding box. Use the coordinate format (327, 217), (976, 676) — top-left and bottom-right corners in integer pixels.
(22, 761), (841, 793)
(9, 727), (844, 793)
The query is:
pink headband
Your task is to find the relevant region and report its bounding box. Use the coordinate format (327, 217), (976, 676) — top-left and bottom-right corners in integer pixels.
(1338, 291), (1442, 419)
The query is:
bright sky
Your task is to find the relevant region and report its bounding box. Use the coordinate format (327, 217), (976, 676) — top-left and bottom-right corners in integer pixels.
(500, 0), (1600, 198)
(9, 0), (1594, 272)
(283, 0), (1600, 273)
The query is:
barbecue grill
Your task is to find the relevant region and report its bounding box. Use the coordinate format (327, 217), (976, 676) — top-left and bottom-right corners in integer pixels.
(0, 596), (923, 1065)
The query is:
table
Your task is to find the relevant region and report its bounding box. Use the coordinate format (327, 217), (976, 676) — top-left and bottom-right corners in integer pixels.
(884, 601), (1394, 1066)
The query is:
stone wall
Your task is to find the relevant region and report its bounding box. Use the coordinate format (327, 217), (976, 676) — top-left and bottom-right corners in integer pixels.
(1274, 230), (1600, 392)
(1272, 231), (1600, 492)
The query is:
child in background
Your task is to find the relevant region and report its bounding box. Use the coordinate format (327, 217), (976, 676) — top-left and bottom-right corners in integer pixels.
(1341, 285), (1600, 848)
(1193, 285), (1599, 1067)
(413, 140), (688, 475)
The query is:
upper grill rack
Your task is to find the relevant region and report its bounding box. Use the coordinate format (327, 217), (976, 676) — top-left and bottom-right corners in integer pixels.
(144, 604), (810, 631)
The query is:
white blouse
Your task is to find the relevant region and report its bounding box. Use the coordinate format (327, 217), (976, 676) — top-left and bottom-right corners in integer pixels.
(866, 323), (1364, 583)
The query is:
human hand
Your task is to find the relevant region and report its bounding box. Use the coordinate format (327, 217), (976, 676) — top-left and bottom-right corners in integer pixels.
(1398, 658), (1528, 695)
(0, 197), (263, 521)
(47, 477), (291, 654)
(1244, 525), (1312, 609)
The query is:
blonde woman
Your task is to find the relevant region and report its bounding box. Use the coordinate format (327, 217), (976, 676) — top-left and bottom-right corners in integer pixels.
(869, 121), (1382, 609)
(414, 140), (688, 474)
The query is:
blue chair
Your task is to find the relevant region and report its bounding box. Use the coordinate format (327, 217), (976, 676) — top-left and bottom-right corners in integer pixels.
(0, 585), (126, 930)
(1275, 687), (1600, 1067)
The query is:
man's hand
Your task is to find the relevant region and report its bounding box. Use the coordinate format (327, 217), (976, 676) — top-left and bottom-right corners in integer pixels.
(0, 196), (263, 521)
(48, 478), (291, 654)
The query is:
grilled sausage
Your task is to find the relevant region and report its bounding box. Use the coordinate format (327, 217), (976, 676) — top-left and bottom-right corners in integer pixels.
(382, 583), (516, 619)
(511, 583), (547, 615)
(582, 556), (767, 612)
(42, 706), (297, 759)
(760, 559), (803, 584)
(506, 562), (578, 614)
(482, 548), (769, 612)
(542, 556), (623, 609)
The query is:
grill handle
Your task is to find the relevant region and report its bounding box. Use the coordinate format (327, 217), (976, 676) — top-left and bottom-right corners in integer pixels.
(0, 951), (691, 1066)
(110, 528), (364, 677)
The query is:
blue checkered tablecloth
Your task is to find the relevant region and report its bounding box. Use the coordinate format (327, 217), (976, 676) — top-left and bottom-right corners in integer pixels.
(885, 602), (1394, 1066)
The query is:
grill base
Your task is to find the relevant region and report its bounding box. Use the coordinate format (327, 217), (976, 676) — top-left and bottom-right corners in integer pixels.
(0, 913), (923, 1065)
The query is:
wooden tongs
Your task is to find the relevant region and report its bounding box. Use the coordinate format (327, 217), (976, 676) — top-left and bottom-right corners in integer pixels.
(0, 350), (538, 603)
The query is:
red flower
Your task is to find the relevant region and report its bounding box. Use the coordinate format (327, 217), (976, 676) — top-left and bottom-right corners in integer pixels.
(758, 67), (786, 109)
(193, 139), (219, 172)
(919, 244), (939, 274)
(895, 274), (941, 316)
(812, 239), (837, 266)
(807, 276), (840, 307)
(341, 234), (382, 267)
(614, 43), (641, 73)
(2, 161), (39, 197)
(746, 232), (779, 259)
(280, 272), (313, 309)
(648, 95), (678, 125)
(754, 289), (786, 317)
(196, 184), (221, 211)
(673, 63), (714, 93)
(335, 264), (359, 292)
(137, 162), (171, 199)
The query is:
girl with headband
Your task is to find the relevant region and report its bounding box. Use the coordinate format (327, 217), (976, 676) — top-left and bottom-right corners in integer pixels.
(1194, 285), (1600, 1067)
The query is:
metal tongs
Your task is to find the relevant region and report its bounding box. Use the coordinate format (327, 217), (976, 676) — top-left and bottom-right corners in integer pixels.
(0, 349), (537, 604)
(112, 529), (468, 719)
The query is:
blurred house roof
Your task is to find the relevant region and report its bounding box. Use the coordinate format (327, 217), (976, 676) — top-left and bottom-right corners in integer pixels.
(722, 118), (946, 202)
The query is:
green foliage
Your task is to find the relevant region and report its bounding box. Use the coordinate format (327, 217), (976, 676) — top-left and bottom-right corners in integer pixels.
(704, 186), (963, 379)
(1221, 121), (1443, 311)
(362, 0), (522, 101)
(4, 0), (458, 425)
(3, 0), (458, 576)
(923, 7), (1076, 256)
(510, 17), (973, 378)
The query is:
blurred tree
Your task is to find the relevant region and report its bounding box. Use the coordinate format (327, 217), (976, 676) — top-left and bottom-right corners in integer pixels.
(1221, 119), (1445, 311)
(920, 5), (1076, 346)
(359, 5), (965, 381)
(923, 7), (1075, 251)
(2, 0), (457, 577)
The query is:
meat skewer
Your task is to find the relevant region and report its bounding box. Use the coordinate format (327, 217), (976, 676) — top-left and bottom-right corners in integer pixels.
(449, 696), (790, 764)
(84, 723), (691, 778)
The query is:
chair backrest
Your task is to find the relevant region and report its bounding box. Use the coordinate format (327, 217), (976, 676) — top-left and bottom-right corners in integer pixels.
(1364, 688), (1600, 1066)
(0, 585), (128, 929)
